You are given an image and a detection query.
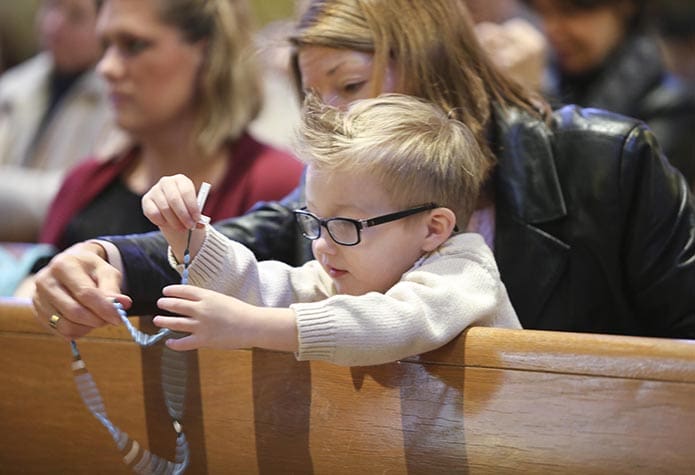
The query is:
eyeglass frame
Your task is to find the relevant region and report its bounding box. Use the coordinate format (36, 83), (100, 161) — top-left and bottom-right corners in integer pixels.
(293, 202), (440, 246)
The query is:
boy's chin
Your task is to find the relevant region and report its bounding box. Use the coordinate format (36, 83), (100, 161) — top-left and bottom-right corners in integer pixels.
(335, 283), (364, 296)
(336, 282), (389, 297)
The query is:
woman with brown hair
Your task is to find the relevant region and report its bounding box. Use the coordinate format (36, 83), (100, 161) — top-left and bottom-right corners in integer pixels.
(34, 0), (695, 340)
(34, 0), (303, 254)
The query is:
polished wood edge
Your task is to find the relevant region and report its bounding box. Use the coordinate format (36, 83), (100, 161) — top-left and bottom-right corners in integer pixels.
(0, 296), (142, 341)
(410, 327), (695, 383)
(4, 297), (695, 382)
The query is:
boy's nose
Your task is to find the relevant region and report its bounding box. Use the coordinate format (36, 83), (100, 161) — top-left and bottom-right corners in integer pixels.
(312, 233), (337, 257)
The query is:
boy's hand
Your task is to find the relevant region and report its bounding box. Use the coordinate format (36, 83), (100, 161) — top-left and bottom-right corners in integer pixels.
(142, 174), (205, 261)
(153, 285), (298, 353)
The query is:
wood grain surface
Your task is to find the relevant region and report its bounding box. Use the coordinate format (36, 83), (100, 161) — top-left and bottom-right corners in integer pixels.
(2, 297), (694, 474)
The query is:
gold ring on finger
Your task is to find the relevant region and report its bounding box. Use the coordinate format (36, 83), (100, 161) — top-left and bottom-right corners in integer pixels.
(49, 314), (61, 330)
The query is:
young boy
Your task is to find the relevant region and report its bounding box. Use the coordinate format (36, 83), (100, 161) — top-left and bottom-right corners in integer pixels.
(143, 94), (521, 366)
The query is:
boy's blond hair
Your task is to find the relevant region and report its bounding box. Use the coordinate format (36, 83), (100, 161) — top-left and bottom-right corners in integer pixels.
(297, 94), (491, 227)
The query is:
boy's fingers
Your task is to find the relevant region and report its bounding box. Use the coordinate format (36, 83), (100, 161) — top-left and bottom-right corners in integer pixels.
(166, 335), (197, 351)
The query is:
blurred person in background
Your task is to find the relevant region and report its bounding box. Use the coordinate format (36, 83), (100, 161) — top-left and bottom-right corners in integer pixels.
(523, 0), (695, 188)
(0, 0), (116, 242)
(647, 0), (695, 188)
(34, 0), (303, 257)
(651, 0), (695, 83)
(470, 0), (547, 92)
(465, 0), (528, 23)
(12, 0), (303, 296)
(247, 17), (302, 151)
(0, 1), (41, 74)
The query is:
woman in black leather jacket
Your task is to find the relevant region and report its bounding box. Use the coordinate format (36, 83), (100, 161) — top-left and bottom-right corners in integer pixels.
(523, 0), (695, 188)
(33, 0), (695, 339)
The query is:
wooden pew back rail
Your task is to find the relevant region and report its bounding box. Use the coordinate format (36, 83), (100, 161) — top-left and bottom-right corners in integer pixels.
(1, 297), (694, 474)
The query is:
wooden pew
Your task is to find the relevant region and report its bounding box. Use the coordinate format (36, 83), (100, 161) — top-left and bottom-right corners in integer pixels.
(1, 296), (694, 474)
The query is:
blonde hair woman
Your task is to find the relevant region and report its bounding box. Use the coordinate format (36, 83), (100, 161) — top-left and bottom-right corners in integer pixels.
(36, 0), (302, 252)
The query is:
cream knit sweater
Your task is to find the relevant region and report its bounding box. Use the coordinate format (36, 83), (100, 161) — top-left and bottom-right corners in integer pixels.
(172, 226), (521, 366)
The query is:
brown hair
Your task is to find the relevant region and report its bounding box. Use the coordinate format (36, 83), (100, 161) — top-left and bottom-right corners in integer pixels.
(156, 0), (261, 153)
(290, 0), (547, 165)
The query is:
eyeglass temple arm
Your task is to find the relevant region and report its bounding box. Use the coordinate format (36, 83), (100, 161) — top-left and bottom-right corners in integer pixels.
(361, 203), (438, 228)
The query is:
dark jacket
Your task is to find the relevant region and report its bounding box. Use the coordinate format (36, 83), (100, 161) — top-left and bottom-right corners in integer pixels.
(548, 34), (695, 188)
(109, 104), (695, 338)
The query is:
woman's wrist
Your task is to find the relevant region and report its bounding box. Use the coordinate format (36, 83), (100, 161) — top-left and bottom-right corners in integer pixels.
(85, 239), (126, 283)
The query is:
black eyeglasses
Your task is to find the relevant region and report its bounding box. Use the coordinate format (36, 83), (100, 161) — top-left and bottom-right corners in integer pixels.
(293, 203), (438, 246)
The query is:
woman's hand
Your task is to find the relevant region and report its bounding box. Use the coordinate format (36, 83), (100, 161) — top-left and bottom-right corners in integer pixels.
(154, 285), (298, 353)
(475, 18), (547, 91)
(32, 241), (130, 339)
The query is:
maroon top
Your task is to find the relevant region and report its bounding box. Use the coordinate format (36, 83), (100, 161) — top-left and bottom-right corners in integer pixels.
(39, 133), (304, 249)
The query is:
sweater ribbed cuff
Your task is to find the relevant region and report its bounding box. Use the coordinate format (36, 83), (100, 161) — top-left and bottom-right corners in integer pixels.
(186, 227), (230, 286)
(291, 302), (337, 362)
(167, 226), (229, 287)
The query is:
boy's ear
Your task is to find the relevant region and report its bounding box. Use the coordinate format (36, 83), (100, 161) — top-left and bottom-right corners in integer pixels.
(422, 207), (457, 252)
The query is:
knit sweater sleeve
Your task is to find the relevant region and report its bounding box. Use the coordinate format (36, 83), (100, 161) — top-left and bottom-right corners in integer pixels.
(171, 225), (334, 306)
(290, 234), (521, 366)
(174, 230), (520, 367)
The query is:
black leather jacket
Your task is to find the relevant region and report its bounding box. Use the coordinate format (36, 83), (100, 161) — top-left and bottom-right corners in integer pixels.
(108, 104), (695, 338)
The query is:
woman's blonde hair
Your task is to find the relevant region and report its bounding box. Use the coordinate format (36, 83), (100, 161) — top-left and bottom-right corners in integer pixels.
(297, 93), (491, 227)
(156, 0), (261, 153)
(290, 0), (547, 165)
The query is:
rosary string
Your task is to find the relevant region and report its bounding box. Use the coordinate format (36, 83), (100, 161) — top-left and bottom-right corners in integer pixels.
(69, 229), (194, 474)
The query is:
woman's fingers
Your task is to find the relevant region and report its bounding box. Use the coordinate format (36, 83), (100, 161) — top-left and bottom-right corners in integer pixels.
(32, 243), (125, 336)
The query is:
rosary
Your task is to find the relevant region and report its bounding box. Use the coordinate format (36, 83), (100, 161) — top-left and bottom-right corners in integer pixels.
(69, 183), (210, 474)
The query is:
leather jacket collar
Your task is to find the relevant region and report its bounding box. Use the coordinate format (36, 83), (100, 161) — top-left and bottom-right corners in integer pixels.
(490, 105), (570, 327)
(492, 105), (566, 224)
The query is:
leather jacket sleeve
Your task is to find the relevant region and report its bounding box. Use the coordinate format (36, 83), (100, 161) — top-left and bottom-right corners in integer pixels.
(492, 105), (695, 338)
(621, 125), (695, 338)
(104, 178), (309, 315)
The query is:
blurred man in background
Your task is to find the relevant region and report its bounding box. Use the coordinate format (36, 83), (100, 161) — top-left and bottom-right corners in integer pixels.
(0, 0), (116, 242)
